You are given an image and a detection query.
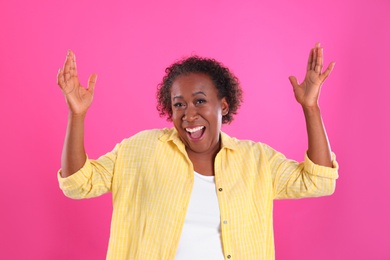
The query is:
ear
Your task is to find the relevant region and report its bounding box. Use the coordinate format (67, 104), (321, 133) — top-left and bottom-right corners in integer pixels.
(221, 97), (229, 116)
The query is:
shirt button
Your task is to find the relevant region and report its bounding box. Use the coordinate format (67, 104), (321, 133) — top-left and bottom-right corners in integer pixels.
(218, 188), (223, 192)
(223, 220), (228, 224)
(227, 255), (231, 259)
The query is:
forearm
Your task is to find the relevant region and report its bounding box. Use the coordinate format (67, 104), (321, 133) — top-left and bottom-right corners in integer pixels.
(61, 114), (87, 177)
(303, 105), (333, 167)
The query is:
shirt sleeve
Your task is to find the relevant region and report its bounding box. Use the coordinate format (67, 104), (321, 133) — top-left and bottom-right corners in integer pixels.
(57, 143), (120, 199)
(265, 145), (339, 200)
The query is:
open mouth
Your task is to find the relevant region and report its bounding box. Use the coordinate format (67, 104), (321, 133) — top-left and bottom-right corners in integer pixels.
(185, 126), (205, 140)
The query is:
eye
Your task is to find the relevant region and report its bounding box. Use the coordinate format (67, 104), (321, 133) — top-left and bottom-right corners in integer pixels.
(173, 102), (184, 108)
(196, 99), (206, 105)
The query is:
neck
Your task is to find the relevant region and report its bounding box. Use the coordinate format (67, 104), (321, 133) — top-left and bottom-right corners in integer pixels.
(186, 142), (221, 176)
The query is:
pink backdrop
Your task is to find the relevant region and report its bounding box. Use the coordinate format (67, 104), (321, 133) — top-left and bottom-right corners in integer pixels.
(1, 0), (389, 259)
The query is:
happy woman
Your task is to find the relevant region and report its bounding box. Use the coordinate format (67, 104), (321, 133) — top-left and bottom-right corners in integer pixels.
(57, 43), (339, 259)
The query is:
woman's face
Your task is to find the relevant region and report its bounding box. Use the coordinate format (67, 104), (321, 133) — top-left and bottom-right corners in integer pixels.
(170, 73), (228, 155)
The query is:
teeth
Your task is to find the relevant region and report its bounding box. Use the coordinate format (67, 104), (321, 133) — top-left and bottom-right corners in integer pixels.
(186, 126), (205, 133)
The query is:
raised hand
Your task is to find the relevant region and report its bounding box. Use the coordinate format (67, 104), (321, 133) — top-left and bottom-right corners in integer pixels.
(57, 50), (97, 116)
(288, 43), (335, 108)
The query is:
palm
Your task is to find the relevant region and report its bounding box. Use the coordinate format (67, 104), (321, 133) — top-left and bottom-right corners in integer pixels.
(57, 51), (97, 116)
(62, 76), (93, 115)
(289, 43), (334, 108)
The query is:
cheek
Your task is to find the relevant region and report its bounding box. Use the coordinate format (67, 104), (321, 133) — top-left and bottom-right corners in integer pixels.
(171, 110), (182, 123)
(203, 104), (222, 116)
(201, 108), (222, 125)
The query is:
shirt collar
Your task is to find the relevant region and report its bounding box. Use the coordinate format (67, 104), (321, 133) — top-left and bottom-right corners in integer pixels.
(220, 131), (237, 150)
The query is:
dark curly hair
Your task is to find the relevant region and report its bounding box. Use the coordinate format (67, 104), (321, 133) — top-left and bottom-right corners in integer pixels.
(156, 56), (243, 124)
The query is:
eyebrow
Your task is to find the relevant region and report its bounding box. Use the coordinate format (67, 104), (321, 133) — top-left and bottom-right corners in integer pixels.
(173, 91), (207, 100)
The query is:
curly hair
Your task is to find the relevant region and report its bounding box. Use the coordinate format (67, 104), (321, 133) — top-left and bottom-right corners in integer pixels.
(156, 56), (243, 124)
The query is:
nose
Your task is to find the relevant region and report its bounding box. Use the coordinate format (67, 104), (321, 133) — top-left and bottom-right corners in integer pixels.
(182, 105), (198, 122)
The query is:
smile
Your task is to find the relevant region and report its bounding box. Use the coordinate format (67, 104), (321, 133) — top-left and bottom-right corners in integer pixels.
(185, 126), (205, 140)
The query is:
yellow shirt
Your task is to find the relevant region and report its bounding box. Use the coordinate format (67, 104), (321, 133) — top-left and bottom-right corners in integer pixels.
(58, 128), (339, 260)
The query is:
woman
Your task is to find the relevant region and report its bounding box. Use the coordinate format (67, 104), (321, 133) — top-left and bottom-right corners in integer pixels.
(57, 43), (338, 259)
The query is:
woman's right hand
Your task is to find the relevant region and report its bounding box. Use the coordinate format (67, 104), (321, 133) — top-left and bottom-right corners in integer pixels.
(57, 50), (97, 117)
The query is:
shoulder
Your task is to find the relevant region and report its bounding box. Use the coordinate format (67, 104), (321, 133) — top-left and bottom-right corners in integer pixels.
(221, 132), (269, 152)
(221, 132), (286, 162)
(119, 128), (174, 146)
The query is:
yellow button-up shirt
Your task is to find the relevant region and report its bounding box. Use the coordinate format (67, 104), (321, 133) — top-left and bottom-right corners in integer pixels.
(58, 128), (338, 259)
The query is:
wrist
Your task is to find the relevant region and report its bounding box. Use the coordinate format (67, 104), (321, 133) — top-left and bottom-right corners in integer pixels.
(68, 112), (87, 121)
(302, 104), (321, 114)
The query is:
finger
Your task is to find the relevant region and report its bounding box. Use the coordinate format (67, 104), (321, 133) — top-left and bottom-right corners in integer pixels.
(64, 51), (72, 82)
(87, 73), (98, 95)
(57, 68), (66, 89)
(315, 48), (324, 74)
(70, 51), (78, 78)
(307, 48), (313, 71)
(320, 62), (335, 81)
(311, 46), (318, 71)
(63, 50), (78, 81)
(66, 50), (77, 78)
(62, 50), (69, 68)
(288, 76), (299, 89)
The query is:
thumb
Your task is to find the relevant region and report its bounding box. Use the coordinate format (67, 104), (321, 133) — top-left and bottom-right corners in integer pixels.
(87, 73), (98, 95)
(288, 76), (299, 89)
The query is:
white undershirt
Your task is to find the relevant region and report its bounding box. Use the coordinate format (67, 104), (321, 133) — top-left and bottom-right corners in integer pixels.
(175, 171), (224, 259)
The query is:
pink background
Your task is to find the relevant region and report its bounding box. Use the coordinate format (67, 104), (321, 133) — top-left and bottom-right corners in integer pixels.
(1, 0), (389, 259)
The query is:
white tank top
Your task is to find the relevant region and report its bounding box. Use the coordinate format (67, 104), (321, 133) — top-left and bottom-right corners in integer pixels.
(175, 172), (224, 259)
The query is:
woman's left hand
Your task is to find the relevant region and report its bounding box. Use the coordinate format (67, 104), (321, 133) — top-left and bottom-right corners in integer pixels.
(289, 42), (335, 108)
